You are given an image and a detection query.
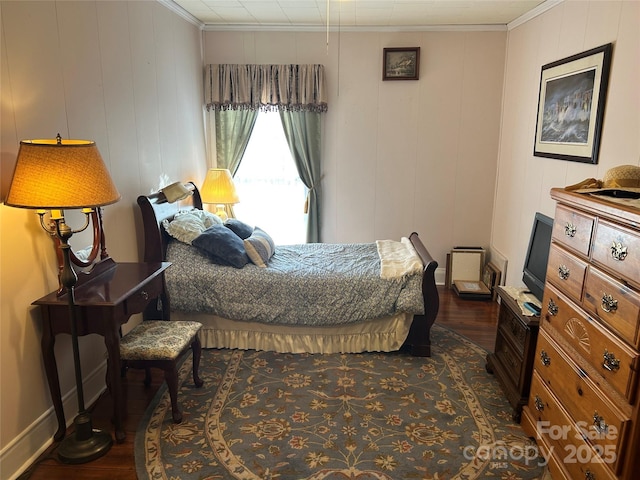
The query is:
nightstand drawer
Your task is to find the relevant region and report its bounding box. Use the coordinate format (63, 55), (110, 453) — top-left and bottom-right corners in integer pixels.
(592, 220), (640, 289)
(494, 330), (523, 387)
(546, 243), (588, 304)
(583, 266), (640, 350)
(534, 330), (630, 472)
(124, 276), (163, 316)
(498, 305), (528, 354)
(543, 284), (639, 403)
(552, 204), (595, 257)
(527, 372), (619, 480)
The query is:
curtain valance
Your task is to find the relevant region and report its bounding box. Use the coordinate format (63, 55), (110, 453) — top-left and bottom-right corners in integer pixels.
(205, 64), (327, 113)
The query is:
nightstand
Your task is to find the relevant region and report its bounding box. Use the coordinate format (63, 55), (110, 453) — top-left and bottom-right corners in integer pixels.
(33, 258), (170, 443)
(485, 286), (540, 422)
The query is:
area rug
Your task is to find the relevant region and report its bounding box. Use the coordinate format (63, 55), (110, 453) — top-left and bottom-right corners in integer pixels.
(135, 325), (546, 479)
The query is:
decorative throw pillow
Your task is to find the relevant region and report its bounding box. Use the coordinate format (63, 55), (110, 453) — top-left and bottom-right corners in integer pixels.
(162, 213), (205, 244)
(224, 218), (254, 239)
(192, 224), (249, 268)
(162, 210), (223, 244)
(244, 227), (275, 268)
(186, 209), (223, 228)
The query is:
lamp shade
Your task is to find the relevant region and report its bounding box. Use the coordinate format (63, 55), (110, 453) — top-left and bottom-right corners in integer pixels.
(5, 137), (120, 209)
(200, 168), (239, 204)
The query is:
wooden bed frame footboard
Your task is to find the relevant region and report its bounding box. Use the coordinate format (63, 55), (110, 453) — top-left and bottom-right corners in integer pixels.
(405, 232), (439, 357)
(137, 183), (439, 356)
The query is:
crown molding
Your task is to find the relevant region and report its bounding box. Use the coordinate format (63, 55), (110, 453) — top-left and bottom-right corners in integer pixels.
(158, 0), (204, 29)
(203, 24), (507, 33)
(508, 0), (564, 30)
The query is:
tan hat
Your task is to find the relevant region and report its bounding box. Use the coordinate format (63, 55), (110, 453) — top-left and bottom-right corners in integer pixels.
(566, 165), (640, 199)
(161, 181), (193, 203)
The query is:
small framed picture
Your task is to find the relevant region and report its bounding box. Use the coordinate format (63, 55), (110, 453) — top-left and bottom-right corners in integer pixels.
(482, 262), (502, 302)
(383, 47), (420, 81)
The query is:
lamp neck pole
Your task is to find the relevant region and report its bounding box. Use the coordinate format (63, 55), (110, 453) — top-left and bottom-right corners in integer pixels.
(56, 220), (87, 415)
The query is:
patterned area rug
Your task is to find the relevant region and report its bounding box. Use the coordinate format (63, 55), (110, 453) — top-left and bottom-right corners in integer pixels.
(135, 325), (546, 479)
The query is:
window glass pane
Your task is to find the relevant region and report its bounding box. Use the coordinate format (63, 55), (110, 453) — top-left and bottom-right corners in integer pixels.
(233, 111), (307, 244)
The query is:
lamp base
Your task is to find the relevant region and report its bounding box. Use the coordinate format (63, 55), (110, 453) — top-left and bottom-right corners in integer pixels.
(214, 204), (229, 222)
(57, 412), (112, 464)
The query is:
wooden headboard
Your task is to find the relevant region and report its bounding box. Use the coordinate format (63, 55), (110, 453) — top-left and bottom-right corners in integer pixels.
(137, 182), (203, 263)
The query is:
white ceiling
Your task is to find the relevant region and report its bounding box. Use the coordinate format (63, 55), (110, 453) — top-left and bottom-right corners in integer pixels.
(171, 0), (552, 30)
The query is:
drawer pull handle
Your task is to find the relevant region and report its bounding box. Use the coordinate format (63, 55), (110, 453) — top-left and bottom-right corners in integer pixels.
(540, 350), (551, 366)
(610, 241), (627, 261)
(140, 290), (149, 301)
(592, 412), (609, 435)
(600, 294), (618, 313)
(547, 299), (558, 317)
(558, 264), (570, 280)
(534, 396), (544, 411)
(564, 222), (577, 238)
(603, 350), (620, 371)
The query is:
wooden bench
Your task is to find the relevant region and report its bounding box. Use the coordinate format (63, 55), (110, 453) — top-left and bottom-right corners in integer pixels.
(118, 320), (204, 423)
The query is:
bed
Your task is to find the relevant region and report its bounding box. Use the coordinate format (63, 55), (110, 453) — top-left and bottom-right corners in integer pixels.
(137, 182), (439, 356)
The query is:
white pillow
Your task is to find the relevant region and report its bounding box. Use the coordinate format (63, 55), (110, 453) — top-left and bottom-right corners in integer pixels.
(182, 209), (223, 228)
(162, 210), (222, 244)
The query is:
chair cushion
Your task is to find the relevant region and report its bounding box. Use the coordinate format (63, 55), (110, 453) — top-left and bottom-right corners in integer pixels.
(120, 321), (202, 361)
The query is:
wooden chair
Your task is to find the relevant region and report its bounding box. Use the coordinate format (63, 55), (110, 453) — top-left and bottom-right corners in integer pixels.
(118, 320), (204, 423)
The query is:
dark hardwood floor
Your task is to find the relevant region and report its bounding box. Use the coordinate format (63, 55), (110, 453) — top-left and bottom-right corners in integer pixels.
(19, 286), (499, 480)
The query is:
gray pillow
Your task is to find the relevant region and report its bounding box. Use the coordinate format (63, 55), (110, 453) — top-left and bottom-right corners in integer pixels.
(192, 225), (249, 268)
(224, 218), (254, 239)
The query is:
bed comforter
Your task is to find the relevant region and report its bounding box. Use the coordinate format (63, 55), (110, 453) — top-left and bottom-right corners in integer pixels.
(165, 240), (424, 326)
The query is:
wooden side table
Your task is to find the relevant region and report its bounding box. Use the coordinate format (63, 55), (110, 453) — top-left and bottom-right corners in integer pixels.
(33, 259), (171, 443)
(485, 286), (540, 422)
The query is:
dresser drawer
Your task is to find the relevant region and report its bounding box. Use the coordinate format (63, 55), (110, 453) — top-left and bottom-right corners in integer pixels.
(527, 372), (619, 480)
(583, 266), (640, 350)
(543, 284), (639, 403)
(534, 330), (630, 472)
(592, 220), (640, 288)
(553, 205), (595, 257)
(124, 276), (163, 316)
(546, 243), (588, 304)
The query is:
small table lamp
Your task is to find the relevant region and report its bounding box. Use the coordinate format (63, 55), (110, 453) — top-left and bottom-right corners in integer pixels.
(200, 168), (239, 221)
(5, 134), (120, 463)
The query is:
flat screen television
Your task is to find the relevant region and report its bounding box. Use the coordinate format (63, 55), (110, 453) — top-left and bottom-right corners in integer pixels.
(522, 212), (554, 301)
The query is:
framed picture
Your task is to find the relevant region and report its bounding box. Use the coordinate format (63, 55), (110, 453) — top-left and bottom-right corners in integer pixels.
(482, 262), (502, 302)
(533, 43), (612, 164)
(383, 47), (420, 81)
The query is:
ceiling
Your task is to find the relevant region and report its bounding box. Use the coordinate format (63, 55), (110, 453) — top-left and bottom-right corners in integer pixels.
(171, 0), (552, 30)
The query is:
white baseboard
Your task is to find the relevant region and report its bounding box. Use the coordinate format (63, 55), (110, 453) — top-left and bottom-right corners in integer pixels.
(1, 361), (108, 480)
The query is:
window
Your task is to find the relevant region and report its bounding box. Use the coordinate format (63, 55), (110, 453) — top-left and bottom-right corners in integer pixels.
(232, 111), (307, 244)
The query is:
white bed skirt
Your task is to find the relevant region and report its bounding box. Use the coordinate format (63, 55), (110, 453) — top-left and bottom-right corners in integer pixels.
(169, 311), (415, 354)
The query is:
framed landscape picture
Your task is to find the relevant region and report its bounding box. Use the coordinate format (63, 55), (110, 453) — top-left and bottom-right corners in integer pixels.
(383, 47), (420, 81)
(533, 43), (612, 164)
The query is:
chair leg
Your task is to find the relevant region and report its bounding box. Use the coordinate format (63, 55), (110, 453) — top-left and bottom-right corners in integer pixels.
(164, 366), (183, 424)
(192, 335), (204, 388)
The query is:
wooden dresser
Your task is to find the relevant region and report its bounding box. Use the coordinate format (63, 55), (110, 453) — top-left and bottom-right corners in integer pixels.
(521, 188), (640, 480)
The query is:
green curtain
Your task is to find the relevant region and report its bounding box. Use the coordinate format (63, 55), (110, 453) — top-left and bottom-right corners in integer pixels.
(214, 109), (258, 174)
(279, 110), (322, 243)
